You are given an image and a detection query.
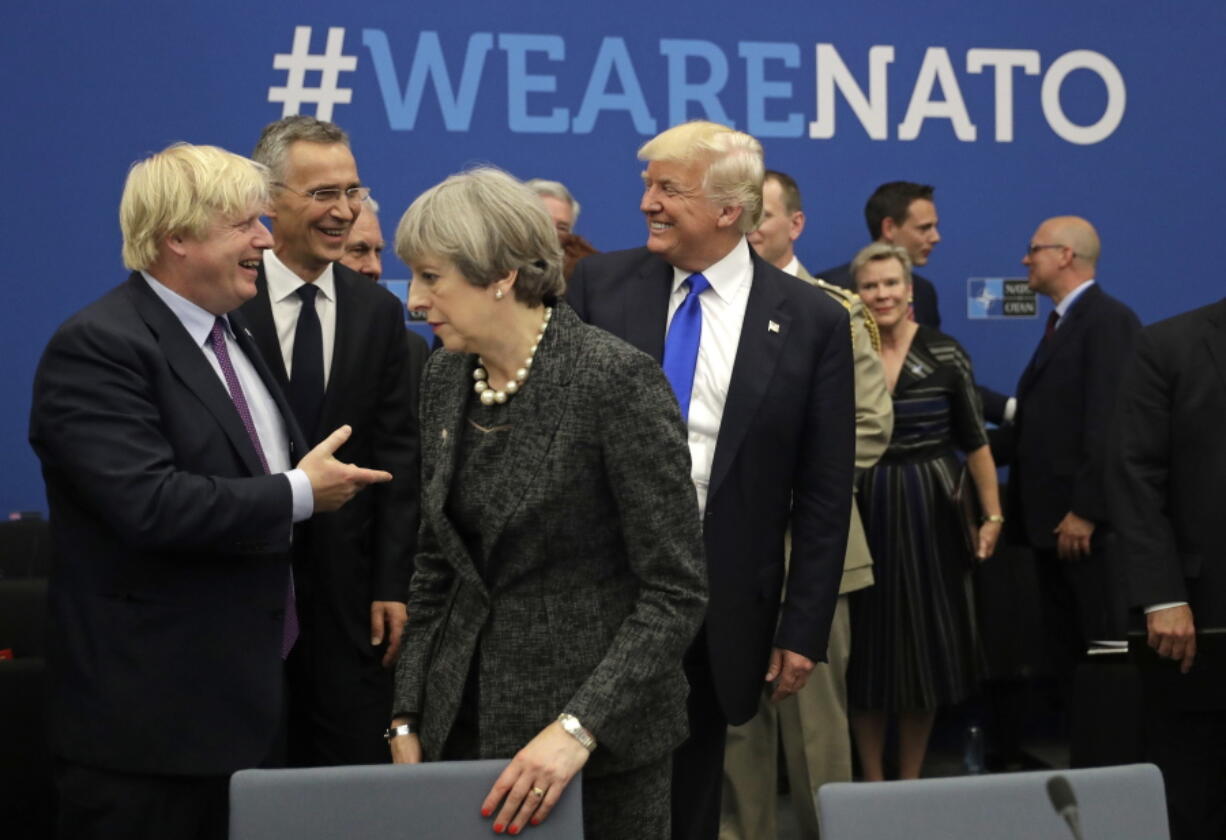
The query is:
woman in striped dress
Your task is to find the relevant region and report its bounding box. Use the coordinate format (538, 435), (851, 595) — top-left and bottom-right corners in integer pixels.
(846, 242), (1003, 780)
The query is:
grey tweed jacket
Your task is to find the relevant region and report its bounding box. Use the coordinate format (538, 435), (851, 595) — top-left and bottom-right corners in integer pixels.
(393, 302), (707, 777)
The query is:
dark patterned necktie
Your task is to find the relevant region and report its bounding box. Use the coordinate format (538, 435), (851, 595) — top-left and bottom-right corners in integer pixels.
(288, 284), (324, 440)
(1044, 310), (1060, 340)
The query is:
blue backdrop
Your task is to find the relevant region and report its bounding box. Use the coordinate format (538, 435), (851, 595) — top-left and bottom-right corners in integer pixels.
(5, 0), (1225, 514)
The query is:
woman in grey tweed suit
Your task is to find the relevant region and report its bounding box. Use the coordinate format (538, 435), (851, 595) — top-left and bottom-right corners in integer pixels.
(387, 167), (708, 839)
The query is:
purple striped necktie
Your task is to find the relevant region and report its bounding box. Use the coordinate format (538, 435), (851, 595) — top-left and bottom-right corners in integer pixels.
(208, 317), (298, 658)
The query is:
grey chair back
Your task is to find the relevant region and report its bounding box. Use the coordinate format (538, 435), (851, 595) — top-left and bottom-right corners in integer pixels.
(818, 763), (1168, 840)
(231, 760), (584, 839)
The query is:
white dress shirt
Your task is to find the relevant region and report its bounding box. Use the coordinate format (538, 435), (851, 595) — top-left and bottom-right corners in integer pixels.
(141, 272), (313, 522)
(263, 249), (337, 388)
(1054, 278), (1096, 323)
(666, 238), (754, 515)
(781, 255), (800, 277)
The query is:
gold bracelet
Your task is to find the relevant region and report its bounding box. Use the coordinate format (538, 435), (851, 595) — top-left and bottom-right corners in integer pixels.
(982, 514), (1005, 524)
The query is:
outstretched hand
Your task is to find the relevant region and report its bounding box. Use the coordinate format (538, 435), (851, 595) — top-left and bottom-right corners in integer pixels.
(297, 425), (393, 512)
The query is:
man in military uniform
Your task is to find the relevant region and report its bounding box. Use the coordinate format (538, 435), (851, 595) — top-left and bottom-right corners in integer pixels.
(721, 170), (893, 839)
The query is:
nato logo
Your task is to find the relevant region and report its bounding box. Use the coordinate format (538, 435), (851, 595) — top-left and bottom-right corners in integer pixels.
(967, 278), (1038, 319)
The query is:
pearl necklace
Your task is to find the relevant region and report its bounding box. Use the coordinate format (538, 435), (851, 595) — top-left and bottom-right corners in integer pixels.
(473, 307), (552, 405)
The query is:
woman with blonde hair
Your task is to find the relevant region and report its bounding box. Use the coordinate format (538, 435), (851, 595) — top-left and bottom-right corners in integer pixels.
(847, 242), (1002, 780)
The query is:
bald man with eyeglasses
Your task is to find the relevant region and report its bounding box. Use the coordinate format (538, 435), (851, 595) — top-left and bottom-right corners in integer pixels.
(1006, 216), (1140, 720)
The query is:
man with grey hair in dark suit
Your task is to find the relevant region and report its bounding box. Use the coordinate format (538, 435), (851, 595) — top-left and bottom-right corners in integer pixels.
(569, 120), (855, 840)
(241, 115), (422, 767)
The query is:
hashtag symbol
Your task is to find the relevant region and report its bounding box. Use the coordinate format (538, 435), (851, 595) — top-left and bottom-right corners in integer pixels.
(268, 26), (357, 122)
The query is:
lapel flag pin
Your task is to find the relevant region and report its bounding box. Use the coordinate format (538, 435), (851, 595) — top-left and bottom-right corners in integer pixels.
(768, 320), (780, 333)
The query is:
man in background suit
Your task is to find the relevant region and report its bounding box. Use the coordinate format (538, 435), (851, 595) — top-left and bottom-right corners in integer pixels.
(1008, 216), (1140, 695)
(340, 195), (387, 282)
(242, 116), (424, 767)
(568, 121), (855, 840)
(29, 143), (390, 839)
(339, 196), (431, 376)
(816, 181), (942, 328)
(527, 177), (600, 280)
(1109, 300), (1226, 840)
(721, 170), (891, 840)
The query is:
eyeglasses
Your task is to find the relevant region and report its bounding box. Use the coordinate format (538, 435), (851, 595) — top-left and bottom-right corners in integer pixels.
(273, 182), (372, 204)
(1025, 243), (1067, 256)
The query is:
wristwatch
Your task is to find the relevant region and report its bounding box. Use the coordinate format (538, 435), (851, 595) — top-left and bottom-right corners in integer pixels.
(383, 721), (417, 741)
(557, 713), (597, 752)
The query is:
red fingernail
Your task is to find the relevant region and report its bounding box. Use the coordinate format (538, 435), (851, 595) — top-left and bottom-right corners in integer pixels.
(509, 827), (521, 836)
(493, 824), (504, 834)
(531, 817), (541, 826)
(481, 808), (492, 818)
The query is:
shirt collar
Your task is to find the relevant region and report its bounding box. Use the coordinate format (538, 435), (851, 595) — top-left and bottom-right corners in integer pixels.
(141, 271), (226, 347)
(671, 237), (753, 302)
(1056, 278), (1096, 318)
(263, 248), (336, 305)
(781, 255), (800, 278)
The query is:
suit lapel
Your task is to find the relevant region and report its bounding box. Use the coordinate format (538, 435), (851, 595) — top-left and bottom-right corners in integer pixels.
(708, 254), (789, 499)
(1018, 284), (1100, 397)
(127, 275), (267, 477)
(318, 266), (360, 435)
(422, 354), (487, 592)
(245, 267), (290, 388)
(626, 258), (673, 362)
(475, 306), (574, 568)
(1203, 300), (1226, 395)
(231, 309), (307, 461)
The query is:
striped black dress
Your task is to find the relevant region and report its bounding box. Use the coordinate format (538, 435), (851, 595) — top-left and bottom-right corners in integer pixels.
(848, 326), (989, 712)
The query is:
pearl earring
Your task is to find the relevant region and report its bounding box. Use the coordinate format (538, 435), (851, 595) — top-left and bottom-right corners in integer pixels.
(495, 288), (505, 300)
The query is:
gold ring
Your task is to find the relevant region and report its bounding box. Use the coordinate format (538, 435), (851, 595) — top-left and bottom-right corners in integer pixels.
(531, 787), (546, 798)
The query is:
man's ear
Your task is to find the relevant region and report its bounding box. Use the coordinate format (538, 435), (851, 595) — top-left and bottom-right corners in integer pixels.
(880, 216), (898, 243)
(164, 233), (189, 258)
(716, 204), (744, 230)
(790, 210), (806, 243)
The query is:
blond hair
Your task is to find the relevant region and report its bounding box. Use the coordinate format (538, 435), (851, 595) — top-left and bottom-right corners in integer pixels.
(120, 143), (269, 270)
(637, 121), (764, 233)
(395, 167), (565, 305)
(850, 242), (913, 289)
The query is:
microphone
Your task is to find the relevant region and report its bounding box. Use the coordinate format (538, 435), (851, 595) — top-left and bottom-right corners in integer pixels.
(1046, 775), (1086, 840)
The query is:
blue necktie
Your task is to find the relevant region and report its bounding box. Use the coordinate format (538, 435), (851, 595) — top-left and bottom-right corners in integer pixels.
(662, 273), (710, 422)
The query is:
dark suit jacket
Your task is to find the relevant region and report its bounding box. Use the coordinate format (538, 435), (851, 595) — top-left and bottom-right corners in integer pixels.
(393, 303), (707, 776)
(1108, 300), (1226, 628)
(569, 246), (855, 725)
(240, 264), (422, 666)
(815, 261), (941, 328)
(29, 273), (305, 775)
(1007, 283), (1140, 548)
